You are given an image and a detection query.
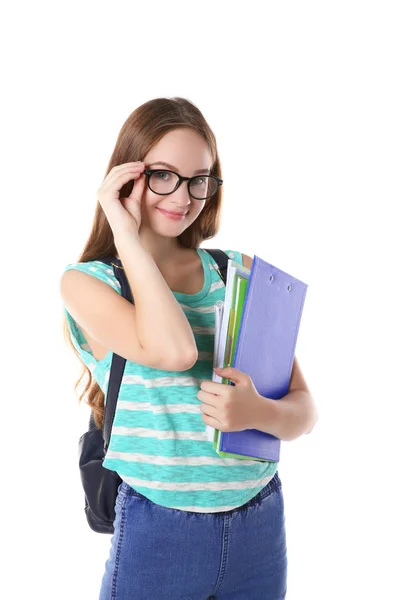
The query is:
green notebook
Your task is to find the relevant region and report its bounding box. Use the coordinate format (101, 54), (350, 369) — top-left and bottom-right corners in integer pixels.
(212, 272), (241, 453)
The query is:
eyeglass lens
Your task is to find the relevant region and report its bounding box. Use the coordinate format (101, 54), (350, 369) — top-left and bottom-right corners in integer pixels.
(149, 171), (218, 199)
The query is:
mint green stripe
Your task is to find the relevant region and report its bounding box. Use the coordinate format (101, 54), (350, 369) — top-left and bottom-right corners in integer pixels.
(113, 411), (205, 430)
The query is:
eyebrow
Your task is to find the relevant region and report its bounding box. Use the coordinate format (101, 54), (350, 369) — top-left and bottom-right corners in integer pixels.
(147, 161), (211, 174)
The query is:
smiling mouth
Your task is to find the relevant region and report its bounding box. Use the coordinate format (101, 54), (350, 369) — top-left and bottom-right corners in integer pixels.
(157, 208), (188, 216)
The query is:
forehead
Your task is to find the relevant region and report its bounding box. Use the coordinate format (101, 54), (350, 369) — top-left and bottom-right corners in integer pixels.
(145, 128), (212, 171)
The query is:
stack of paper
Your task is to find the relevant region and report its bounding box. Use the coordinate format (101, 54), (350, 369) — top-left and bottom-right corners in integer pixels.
(207, 259), (250, 440)
(207, 255), (308, 462)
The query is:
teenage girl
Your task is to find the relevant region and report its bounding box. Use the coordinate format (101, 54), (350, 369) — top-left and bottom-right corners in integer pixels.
(60, 97), (317, 600)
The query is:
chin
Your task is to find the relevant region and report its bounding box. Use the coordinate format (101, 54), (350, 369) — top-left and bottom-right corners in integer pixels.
(141, 217), (189, 237)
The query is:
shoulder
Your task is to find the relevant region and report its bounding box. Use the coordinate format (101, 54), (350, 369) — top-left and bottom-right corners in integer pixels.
(62, 259), (121, 295)
(221, 250), (253, 270)
(222, 249), (251, 268)
(240, 253), (253, 270)
(224, 250), (253, 270)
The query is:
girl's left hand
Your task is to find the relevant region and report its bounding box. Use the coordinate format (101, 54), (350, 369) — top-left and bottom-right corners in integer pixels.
(197, 366), (263, 432)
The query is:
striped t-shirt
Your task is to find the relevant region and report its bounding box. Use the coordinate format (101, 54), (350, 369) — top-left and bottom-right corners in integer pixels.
(63, 247), (278, 513)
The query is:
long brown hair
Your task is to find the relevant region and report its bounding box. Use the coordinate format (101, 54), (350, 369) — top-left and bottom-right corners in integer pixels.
(62, 97), (224, 429)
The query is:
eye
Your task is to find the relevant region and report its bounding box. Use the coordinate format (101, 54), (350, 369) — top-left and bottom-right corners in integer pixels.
(154, 170), (171, 180)
(191, 176), (207, 185)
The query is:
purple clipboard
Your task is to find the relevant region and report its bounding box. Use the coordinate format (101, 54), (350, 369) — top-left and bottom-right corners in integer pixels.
(219, 255), (308, 462)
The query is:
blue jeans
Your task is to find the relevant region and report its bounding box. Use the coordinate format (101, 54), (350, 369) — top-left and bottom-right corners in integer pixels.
(99, 471), (287, 599)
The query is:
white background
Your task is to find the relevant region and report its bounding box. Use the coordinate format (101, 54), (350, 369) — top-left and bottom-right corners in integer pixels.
(2, 1), (399, 598)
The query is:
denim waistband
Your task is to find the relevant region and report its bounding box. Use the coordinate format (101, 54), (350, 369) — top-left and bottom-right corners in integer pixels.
(119, 470), (281, 516)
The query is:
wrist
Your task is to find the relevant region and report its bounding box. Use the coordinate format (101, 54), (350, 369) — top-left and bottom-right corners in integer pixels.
(113, 229), (140, 241)
(113, 230), (142, 253)
(253, 393), (279, 436)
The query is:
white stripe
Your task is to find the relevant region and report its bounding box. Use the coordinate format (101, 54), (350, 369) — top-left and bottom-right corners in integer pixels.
(110, 427), (271, 469)
(210, 279), (225, 293)
(192, 325), (215, 335)
(121, 374), (203, 387)
(117, 401), (153, 411)
(119, 473), (275, 493)
(106, 449), (266, 467)
(111, 426), (207, 440)
(179, 303), (216, 313)
(117, 401), (201, 414)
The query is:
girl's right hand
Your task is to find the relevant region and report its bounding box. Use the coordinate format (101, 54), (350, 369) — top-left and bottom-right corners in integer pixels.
(96, 161), (147, 236)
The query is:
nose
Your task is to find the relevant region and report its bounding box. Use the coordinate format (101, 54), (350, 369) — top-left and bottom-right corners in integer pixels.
(169, 181), (193, 207)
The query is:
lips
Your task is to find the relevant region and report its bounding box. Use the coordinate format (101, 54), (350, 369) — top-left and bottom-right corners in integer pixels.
(157, 208), (188, 216)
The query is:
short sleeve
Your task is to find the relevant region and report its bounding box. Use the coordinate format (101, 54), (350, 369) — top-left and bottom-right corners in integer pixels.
(223, 249), (243, 266)
(62, 260), (120, 369)
(64, 260), (122, 295)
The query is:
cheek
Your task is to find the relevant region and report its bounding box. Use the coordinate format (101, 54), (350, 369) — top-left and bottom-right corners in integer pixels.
(140, 193), (158, 214)
(189, 202), (206, 220)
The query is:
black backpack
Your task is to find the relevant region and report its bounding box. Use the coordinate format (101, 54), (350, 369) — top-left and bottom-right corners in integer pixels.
(78, 249), (229, 533)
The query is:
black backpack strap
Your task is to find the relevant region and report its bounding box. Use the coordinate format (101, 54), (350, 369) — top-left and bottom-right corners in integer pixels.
(96, 256), (133, 451)
(203, 249), (229, 285)
(97, 248), (230, 450)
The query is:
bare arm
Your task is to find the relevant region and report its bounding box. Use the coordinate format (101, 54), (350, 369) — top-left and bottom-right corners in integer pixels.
(254, 390), (318, 442)
(114, 231), (198, 368)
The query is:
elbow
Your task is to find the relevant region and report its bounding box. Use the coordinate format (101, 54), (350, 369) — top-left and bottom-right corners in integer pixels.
(306, 409), (319, 434)
(176, 347), (199, 371)
(163, 347), (199, 372)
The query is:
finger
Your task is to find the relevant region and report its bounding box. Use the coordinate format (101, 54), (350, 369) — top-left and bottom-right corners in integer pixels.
(128, 170), (147, 201)
(112, 164), (144, 184)
(201, 407), (222, 427)
(200, 381), (222, 396)
(105, 163), (144, 185)
(197, 390), (214, 405)
(199, 399), (218, 416)
(100, 166), (144, 194)
(213, 367), (243, 385)
(114, 161), (144, 172)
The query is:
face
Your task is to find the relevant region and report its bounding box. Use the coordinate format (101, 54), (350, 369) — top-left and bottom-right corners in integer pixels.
(140, 127), (213, 237)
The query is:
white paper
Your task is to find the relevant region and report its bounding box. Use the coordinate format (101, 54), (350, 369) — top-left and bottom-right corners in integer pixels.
(206, 300), (225, 442)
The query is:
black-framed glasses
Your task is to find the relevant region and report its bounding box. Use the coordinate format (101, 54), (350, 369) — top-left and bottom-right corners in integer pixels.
(143, 169), (223, 200)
